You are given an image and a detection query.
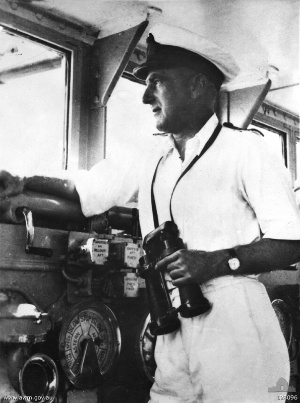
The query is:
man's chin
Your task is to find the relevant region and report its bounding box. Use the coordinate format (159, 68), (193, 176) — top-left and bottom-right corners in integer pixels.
(155, 121), (167, 133)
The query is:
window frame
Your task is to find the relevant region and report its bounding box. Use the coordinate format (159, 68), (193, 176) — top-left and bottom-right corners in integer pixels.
(251, 119), (288, 167)
(0, 24), (71, 171)
(252, 107), (298, 183)
(0, 7), (92, 170)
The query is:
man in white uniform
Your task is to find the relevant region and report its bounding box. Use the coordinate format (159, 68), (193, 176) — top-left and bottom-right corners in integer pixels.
(1, 24), (300, 402)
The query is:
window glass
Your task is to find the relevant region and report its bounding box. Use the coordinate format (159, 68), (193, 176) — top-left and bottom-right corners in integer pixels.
(297, 141), (300, 180)
(0, 27), (69, 176)
(106, 77), (157, 162)
(249, 122), (286, 166)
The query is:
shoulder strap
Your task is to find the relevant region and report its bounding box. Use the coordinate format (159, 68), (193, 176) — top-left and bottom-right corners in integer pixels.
(151, 123), (222, 228)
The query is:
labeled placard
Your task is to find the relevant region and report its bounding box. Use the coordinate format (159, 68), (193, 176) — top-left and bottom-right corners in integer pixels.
(124, 272), (139, 297)
(124, 242), (142, 268)
(92, 239), (109, 265)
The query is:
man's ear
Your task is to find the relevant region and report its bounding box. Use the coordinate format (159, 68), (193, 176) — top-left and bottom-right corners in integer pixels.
(190, 73), (208, 99)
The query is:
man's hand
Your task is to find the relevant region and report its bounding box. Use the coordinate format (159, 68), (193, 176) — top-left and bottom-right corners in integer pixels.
(155, 239), (300, 286)
(0, 170), (24, 201)
(155, 249), (228, 286)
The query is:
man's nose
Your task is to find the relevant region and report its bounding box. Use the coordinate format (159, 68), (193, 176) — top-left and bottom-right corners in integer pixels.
(142, 85), (155, 104)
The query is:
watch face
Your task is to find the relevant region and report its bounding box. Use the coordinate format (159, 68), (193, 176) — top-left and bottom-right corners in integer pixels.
(229, 257), (240, 271)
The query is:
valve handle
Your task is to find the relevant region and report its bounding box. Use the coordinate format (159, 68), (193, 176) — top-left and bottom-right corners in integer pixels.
(22, 208), (53, 257)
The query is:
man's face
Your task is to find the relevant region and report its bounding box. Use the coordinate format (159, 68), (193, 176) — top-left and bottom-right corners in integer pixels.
(142, 67), (194, 134)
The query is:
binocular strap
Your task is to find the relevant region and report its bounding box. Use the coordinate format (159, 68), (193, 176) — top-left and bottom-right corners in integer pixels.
(151, 123), (222, 228)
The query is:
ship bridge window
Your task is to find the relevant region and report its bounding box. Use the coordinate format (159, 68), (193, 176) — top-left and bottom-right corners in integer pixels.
(297, 139), (300, 180)
(249, 121), (287, 167)
(106, 76), (157, 162)
(0, 26), (69, 176)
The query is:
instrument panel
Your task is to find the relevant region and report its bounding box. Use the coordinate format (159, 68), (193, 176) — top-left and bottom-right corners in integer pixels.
(59, 300), (121, 389)
(272, 299), (293, 349)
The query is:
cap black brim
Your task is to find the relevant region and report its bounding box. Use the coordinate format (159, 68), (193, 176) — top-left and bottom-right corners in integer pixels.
(132, 64), (148, 80)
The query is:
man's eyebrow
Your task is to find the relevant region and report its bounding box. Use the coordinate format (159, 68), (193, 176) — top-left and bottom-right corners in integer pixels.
(146, 72), (167, 83)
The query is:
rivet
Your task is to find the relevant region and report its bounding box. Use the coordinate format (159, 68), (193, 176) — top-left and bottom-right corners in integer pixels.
(35, 12), (43, 21)
(0, 293), (8, 302)
(10, 1), (18, 11)
(93, 95), (100, 104)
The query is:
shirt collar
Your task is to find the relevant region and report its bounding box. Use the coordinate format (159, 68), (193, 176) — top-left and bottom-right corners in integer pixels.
(162, 114), (220, 156)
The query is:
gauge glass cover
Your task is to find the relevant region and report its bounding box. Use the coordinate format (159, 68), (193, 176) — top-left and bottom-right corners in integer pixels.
(137, 314), (156, 383)
(59, 300), (121, 388)
(272, 299), (292, 349)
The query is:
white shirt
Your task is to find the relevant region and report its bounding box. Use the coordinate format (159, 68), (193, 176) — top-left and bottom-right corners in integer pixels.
(75, 114), (300, 251)
(151, 115), (219, 233)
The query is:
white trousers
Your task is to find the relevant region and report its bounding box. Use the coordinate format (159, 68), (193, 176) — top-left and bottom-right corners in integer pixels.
(149, 276), (290, 403)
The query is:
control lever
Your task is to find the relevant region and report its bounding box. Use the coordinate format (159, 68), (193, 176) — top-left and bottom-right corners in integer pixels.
(22, 207), (53, 257)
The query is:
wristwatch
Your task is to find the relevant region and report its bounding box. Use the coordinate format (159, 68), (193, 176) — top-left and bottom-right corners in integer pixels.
(227, 248), (240, 271)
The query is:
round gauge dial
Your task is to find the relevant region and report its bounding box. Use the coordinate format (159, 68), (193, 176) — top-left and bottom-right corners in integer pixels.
(272, 299), (293, 349)
(59, 300), (121, 389)
(136, 314), (157, 383)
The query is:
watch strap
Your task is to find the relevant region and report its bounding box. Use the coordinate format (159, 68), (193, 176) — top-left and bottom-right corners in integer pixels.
(227, 248), (238, 259)
(227, 248), (240, 271)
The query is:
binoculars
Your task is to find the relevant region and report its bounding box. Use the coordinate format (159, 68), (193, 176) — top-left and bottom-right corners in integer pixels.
(139, 221), (211, 336)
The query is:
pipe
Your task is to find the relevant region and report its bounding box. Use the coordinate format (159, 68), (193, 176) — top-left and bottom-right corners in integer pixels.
(0, 57), (62, 83)
(0, 191), (86, 224)
(19, 353), (59, 402)
(7, 345), (32, 393)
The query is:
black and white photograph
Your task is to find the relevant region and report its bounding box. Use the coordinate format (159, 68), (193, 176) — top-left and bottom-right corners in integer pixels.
(0, 1), (299, 402)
